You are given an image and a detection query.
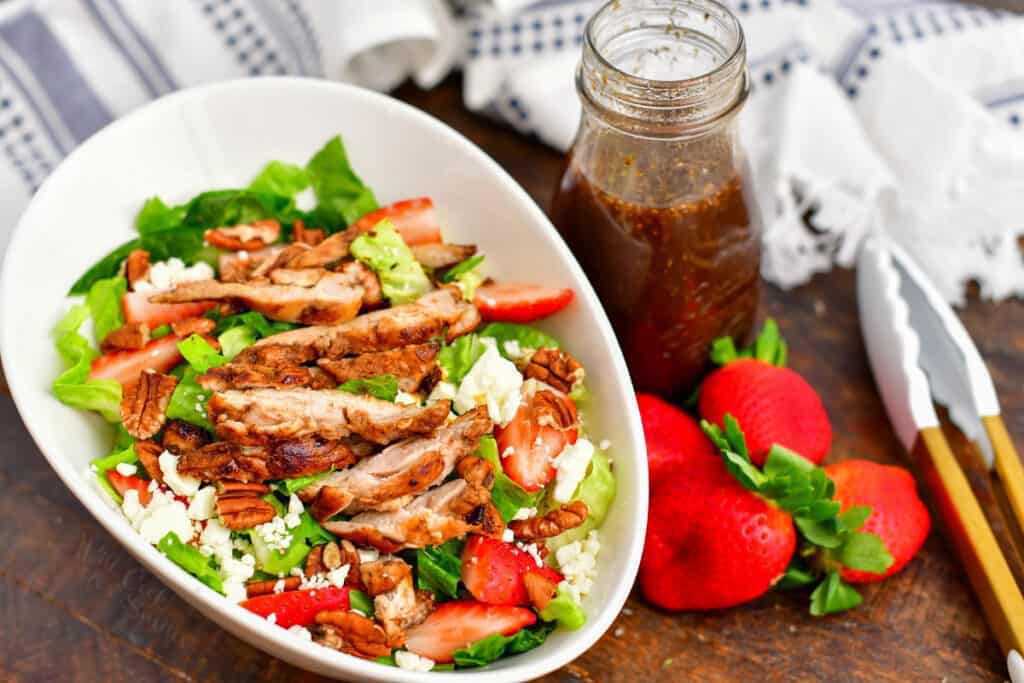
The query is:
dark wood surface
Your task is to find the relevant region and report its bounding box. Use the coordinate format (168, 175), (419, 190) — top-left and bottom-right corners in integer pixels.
(2, 74), (1022, 683)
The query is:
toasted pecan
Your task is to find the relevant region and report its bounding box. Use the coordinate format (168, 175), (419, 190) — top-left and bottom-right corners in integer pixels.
(532, 389), (579, 432)
(524, 348), (584, 394)
(101, 322), (150, 352)
(170, 317), (216, 337)
(314, 610), (391, 659)
(215, 481), (275, 529)
(509, 500), (589, 541)
(321, 541), (344, 571)
(291, 218), (325, 246)
(204, 219), (280, 251)
(524, 571), (559, 611)
(121, 370), (178, 440)
(360, 559), (412, 597)
(125, 249), (150, 287)
(134, 439), (165, 483)
(339, 540), (362, 586)
(304, 545), (324, 578)
(246, 576), (301, 598)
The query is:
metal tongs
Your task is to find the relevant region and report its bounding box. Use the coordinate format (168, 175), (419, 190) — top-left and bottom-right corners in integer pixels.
(857, 235), (1024, 681)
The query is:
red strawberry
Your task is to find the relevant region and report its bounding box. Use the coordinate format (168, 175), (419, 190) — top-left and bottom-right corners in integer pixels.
(240, 587), (350, 628)
(496, 390), (578, 492)
(824, 459), (930, 583)
(474, 283), (574, 323)
(352, 197), (441, 245)
(107, 470), (152, 505)
(699, 359), (831, 466)
(403, 601), (537, 663)
(88, 335), (183, 385)
(640, 455), (796, 610)
(636, 393), (719, 482)
(461, 535), (562, 606)
(123, 290), (216, 327)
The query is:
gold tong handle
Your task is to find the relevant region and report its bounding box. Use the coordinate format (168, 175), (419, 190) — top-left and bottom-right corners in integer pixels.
(916, 427), (1024, 655)
(984, 415), (1024, 543)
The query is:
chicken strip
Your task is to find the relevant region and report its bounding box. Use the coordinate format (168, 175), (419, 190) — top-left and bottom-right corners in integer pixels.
(207, 387), (451, 445)
(410, 243), (476, 269)
(284, 224), (367, 270)
(196, 363), (335, 392)
(317, 343), (440, 393)
(176, 437), (356, 482)
(323, 479), (504, 552)
(236, 287), (479, 365)
(301, 407), (493, 521)
(150, 262), (379, 325)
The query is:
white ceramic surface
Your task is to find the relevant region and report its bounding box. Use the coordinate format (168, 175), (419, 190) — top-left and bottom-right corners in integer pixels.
(0, 78), (648, 682)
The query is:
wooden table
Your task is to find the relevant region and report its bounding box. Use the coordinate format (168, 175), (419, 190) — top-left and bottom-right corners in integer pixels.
(2, 75), (1022, 683)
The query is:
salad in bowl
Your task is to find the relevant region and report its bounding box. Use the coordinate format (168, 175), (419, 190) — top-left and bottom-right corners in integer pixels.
(51, 134), (616, 672)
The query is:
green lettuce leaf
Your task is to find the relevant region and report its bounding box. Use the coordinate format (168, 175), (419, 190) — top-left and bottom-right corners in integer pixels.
(416, 539), (464, 601)
(210, 310), (298, 338)
(90, 443), (139, 504)
(178, 334), (228, 374)
(538, 585), (587, 630)
(437, 334), (487, 385)
(249, 510), (334, 576)
(136, 196), (187, 234)
(440, 255), (485, 300)
(158, 531), (225, 594)
(546, 449), (615, 551)
(349, 589), (375, 616)
(151, 323), (172, 339)
(166, 367), (214, 432)
(51, 305), (122, 421)
(350, 220), (432, 305)
(476, 435), (540, 522)
(218, 325), (257, 360)
(86, 276), (127, 343)
(304, 136), (377, 231)
(249, 160), (310, 198)
(274, 469), (334, 496)
(478, 322), (560, 359)
(452, 624), (554, 668)
(338, 374), (399, 402)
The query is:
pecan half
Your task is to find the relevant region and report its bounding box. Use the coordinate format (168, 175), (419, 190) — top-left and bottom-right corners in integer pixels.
(339, 540), (362, 585)
(509, 500), (589, 541)
(360, 559), (412, 597)
(524, 571), (559, 611)
(134, 439), (165, 483)
(532, 389), (579, 432)
(162, 419), (212, 455)
(305, 545), (325, 578)
(215, 481), (275, 529)
(101, 322), (150, 352)
(524, 348), (584, 394)
(291, 218), (325, 246)
(170, 317), (216, 337)
(246, 576), (301, 598)
(314, 610), (391, 659)
(204, 219), (281, 251)
(125, 249), (150, 287)
(456, 456), (494, 490)
(121, 370), (178, 440)
(321, 541), (344, 570)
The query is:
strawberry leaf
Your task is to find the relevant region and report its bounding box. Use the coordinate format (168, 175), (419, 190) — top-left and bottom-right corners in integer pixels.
(709, 337), (739, 365)
(777, 563), (818, 590)
(838, 531), (894, 574)
(837, 505), (872, 532)
(794, 517), (844, 549)
(809, 570), (862, 616)
(701, 419), (764, 492)
(709, 318), (787, 367)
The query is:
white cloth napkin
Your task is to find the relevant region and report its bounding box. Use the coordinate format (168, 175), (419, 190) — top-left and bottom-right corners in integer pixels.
(0, 0), (1021, 304)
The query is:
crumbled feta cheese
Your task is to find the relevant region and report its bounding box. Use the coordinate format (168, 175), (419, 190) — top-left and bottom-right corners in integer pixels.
(199, 518), (232, 554)
(395, 650), (435, 672)
(287, 494), (304, 517)
(357, 548), (380, 564)
(254, 516), (293, 553)
(453, 340), (523, 425)
(555, 530), (600, 602)
(158, 450), (201, 497)
(284, 512), (302, 530)
(147, 479), (160, 492)
(501, 339), (533, 361)
(552, 438), (595, 503)
(134, 257), (214, 291)
(516, 541), (544, 567)
(224, 580), (248, 603)
(287, 625), (312, 641)
(273, 579), (286, 594)
(428, 381), (457, 403)
(512, 507), (536, 521)
(501, 446), (516, 458)
(300, 572), (330, 590)
(115, 462), (137, 477)
(326, 564), (350, 588)
(122, 488), (195, 545)
(266, 613), (277, 625)
(394, 391), (420, 406)
(502, 528), (515, 543)
(599, 439), (611, 451)
(187, 486), (217, 520)
(121, 489), (143, 521)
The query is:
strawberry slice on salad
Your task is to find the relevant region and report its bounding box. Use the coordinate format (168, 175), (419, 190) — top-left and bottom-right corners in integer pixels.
(240, 587), (351, 628)
(496, 391), (579, 492)
(88, 335), (183, 384)
(403, 601), (537, 663)
(462, 536), (562, 606)
(123, 290), (216, 327)
(474, 283), (574, 323)
(352, 197), (442, 245)
(106, 470), (152, 505)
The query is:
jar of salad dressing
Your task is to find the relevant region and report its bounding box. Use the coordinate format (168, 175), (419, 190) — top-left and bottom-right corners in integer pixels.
(551, 0), (761, 397)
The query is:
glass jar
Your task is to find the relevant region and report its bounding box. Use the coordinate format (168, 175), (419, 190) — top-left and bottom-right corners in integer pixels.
(551, 0), (761, 397)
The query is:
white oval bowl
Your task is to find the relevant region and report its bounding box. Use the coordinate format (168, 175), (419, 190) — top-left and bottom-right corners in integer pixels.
(0, 78), (647, 682)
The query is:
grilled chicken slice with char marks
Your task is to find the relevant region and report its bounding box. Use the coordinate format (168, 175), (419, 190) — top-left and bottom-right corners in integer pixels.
(317, 343), (440, 393)
(323, 478), (503, 552)
(284, 224), (368, 270)
(176, 437), (356, 482)
(236, 287), (479, 365)
(410, 243), (476, 269)
(150, 262), (379, 325)
(196, 363), (335, 392)
(207, 387), (451, 445)
(300, 407), (492, 521)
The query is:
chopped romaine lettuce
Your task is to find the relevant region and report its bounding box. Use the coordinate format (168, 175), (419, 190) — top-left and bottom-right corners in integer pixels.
(478, 322), (560, 359)
(437, 334), (487, 385)
(476, 435), (540, 522)
(178, 334), (228, 374)
(150, 323), (172, 339)
(248, 511), (334, 576)
(274, 469), (334, 496)
(51, 305), (122, 421)
(210, 310), (297, 338)
(349, 589), (375, 616)
(86, 276), (126, 343)
(415, 539), (464, 600)
(337, 374), (399, 402)
(249, 160), (310, 198)
(136, 196), (187, 234)
(350, 220), (432, 305)
(304, 135), (378, 231)
(545, 449), (615, 552)
(218, 325), (257, 360)
(90, 443), (139, 504)
(452, 624), (554, 668)
(166, 367), (214, 432)
(538, 585), (586, 630)
(441, 255), (485, 300)
(158, 531), (224, 594)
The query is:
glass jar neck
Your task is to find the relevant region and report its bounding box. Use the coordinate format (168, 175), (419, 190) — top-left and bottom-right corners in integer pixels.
(578, 0), (748, 138)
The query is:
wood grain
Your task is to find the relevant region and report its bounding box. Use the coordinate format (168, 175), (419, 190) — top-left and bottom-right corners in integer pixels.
(1, 74), (1021, 682)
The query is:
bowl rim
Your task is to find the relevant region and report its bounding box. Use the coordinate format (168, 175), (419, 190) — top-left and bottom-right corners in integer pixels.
(0, 76), (648, 682)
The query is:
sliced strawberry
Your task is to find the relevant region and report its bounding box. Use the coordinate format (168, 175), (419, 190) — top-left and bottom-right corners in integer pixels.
(474, 283), (574, 323)
(88, 335), (183, 385)
(403, 601), (537, 663)
(352, 197), (441, 245)
(123, 290), (216, 327)
(240, 587), (350, 628)
(107, 470), (152, 505)
(496, 391), (578, 492)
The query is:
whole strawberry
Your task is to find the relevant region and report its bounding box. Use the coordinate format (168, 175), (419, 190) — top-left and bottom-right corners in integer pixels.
(824, 459), (931, 583)
(699, 321), (831, 466)
(637, 392), (718, 482)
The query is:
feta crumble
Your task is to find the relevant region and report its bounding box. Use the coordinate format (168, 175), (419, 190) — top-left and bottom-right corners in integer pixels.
(357, 548), (380, 564)
(326, 564), (351, 588)
(121, 488), (195, 545)
(158, 450), (201, 497)
(254, 516), (293, 553)
(552, 438), (595, 503)
(502, 528), (515, 543)
(395, 650), (435, 672)
(599, 439), (611, 451)
(453, 339), (523, 425)
(427, 381), (457, 403)
(555, 530), (600, 603)
(133, 257), (214, 292)
(114, 462), (137, 477)
(512, 507), (536, 521)
(187, 486), (217, 520)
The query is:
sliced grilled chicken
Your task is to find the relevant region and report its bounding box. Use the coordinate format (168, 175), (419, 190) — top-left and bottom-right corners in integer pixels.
(236, 287), (479, 365)
(150, 262), (379, 325)
(317, 343), (440, 393)
(207, 387), (451, 445)
(284, 224), (368, 270)
(197, 363), (335, 392)
(410, 243), (476, 270)
(301, 407), (493, 521)
(176, 437), (356, 482)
